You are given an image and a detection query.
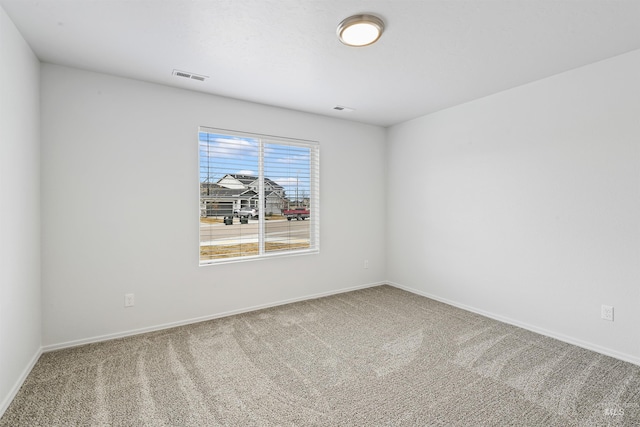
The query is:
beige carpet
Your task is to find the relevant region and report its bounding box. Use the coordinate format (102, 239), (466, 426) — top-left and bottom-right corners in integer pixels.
(2, 285), (639, 426)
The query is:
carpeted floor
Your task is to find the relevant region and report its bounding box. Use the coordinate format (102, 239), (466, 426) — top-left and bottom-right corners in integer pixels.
(2, 285), (639, 426)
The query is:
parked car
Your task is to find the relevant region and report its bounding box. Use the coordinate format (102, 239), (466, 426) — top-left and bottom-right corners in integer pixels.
(283, 208), (310, 221)
(234, 207), (259, 219)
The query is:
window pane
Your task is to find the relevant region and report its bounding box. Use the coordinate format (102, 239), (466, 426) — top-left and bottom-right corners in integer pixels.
(199, 132), (260, 261)
(264, 143), (312, 254)
(199, 128), (319, 265)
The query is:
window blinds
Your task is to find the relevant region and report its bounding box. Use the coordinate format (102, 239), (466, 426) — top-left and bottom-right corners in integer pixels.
(199, 127), (319, 264)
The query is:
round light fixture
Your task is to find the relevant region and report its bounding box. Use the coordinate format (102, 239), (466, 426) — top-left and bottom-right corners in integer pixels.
(337, 14), (384, 47)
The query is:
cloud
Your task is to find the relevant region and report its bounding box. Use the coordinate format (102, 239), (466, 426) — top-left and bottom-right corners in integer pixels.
(273, 177), (299, 186)
(199, 134), (259, 159)
(273, 154), (309, 164)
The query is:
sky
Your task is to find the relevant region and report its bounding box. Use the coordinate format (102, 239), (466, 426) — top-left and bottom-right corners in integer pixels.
(198, 131), (312, 200)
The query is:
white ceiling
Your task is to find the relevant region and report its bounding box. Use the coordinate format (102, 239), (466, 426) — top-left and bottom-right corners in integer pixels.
(3, 0), (640, 127)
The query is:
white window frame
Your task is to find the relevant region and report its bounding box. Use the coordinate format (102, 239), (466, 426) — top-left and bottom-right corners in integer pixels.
(199, 127), (320, 265)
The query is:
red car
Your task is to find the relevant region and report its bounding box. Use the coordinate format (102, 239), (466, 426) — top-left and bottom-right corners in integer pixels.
(283, 208), (310, 221)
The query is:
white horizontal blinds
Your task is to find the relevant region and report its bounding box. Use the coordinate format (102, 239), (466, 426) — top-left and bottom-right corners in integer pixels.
(199, 130), (259, 262)
(309, 143), (320, 251)
(263, 141), (314, 254)
(199, 127), (319, 265)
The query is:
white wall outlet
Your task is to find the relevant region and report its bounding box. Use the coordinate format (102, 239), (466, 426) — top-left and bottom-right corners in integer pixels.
(601, 305), (614, 321)
(125, 293), (135, 308)
(364, 260), (369, 269)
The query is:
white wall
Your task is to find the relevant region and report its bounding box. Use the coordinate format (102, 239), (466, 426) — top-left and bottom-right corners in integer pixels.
(40, 64), (387, 348)
(387, 50), (640, 364)
(0, 6), (42, 415)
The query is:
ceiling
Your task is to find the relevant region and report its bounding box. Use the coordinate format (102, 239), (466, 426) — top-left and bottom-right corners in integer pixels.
(2, 0), (640, 127)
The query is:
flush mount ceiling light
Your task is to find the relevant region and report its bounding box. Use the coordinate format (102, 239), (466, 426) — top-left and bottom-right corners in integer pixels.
(337, 14), (384, 47)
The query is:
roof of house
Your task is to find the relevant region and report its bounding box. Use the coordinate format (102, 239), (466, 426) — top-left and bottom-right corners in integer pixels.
(265, 190), (285, 199)
(200, 188), (257, 199)
(225, 174), (284, 190)
(225, 174), (255, 185)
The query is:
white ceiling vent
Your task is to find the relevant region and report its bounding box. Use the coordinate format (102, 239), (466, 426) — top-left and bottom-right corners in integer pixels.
(333, 105), (355, 112)
(172, 69), (208, 82)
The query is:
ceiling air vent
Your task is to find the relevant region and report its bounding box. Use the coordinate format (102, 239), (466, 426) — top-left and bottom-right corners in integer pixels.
(172, 69), (209, 82)
(333, 105), (355, 112)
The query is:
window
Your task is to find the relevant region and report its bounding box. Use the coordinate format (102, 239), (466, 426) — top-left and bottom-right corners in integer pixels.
(199, 127), (319, 265)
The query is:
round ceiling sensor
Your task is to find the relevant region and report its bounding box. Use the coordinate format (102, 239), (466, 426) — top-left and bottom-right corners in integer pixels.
(337, 14), (384, 47)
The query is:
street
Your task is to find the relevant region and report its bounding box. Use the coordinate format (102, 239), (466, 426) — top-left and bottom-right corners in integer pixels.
(200, 218), (310, 246)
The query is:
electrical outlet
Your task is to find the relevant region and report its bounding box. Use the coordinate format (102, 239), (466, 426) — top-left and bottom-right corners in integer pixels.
(125, 293), (135, 308)
(364, 260), (369, 269)
(601, 305), (614, 321)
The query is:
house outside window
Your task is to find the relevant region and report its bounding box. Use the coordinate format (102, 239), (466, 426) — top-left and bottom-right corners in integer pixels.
(199, 127), (319, 264)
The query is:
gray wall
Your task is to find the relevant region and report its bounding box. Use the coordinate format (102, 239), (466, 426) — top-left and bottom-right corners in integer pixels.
(40, 64), (387, 348)
(0, 6), (42, 415)
(387, 49), (640, 364)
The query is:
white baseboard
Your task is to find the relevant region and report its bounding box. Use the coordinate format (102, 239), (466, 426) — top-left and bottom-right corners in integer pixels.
(43, 281), (386, 352)
(387, 281), (640, 367)
(0, 346), (42, 419)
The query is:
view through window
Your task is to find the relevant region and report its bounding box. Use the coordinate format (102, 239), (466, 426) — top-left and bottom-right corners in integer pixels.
(199, 127), (319, 264)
